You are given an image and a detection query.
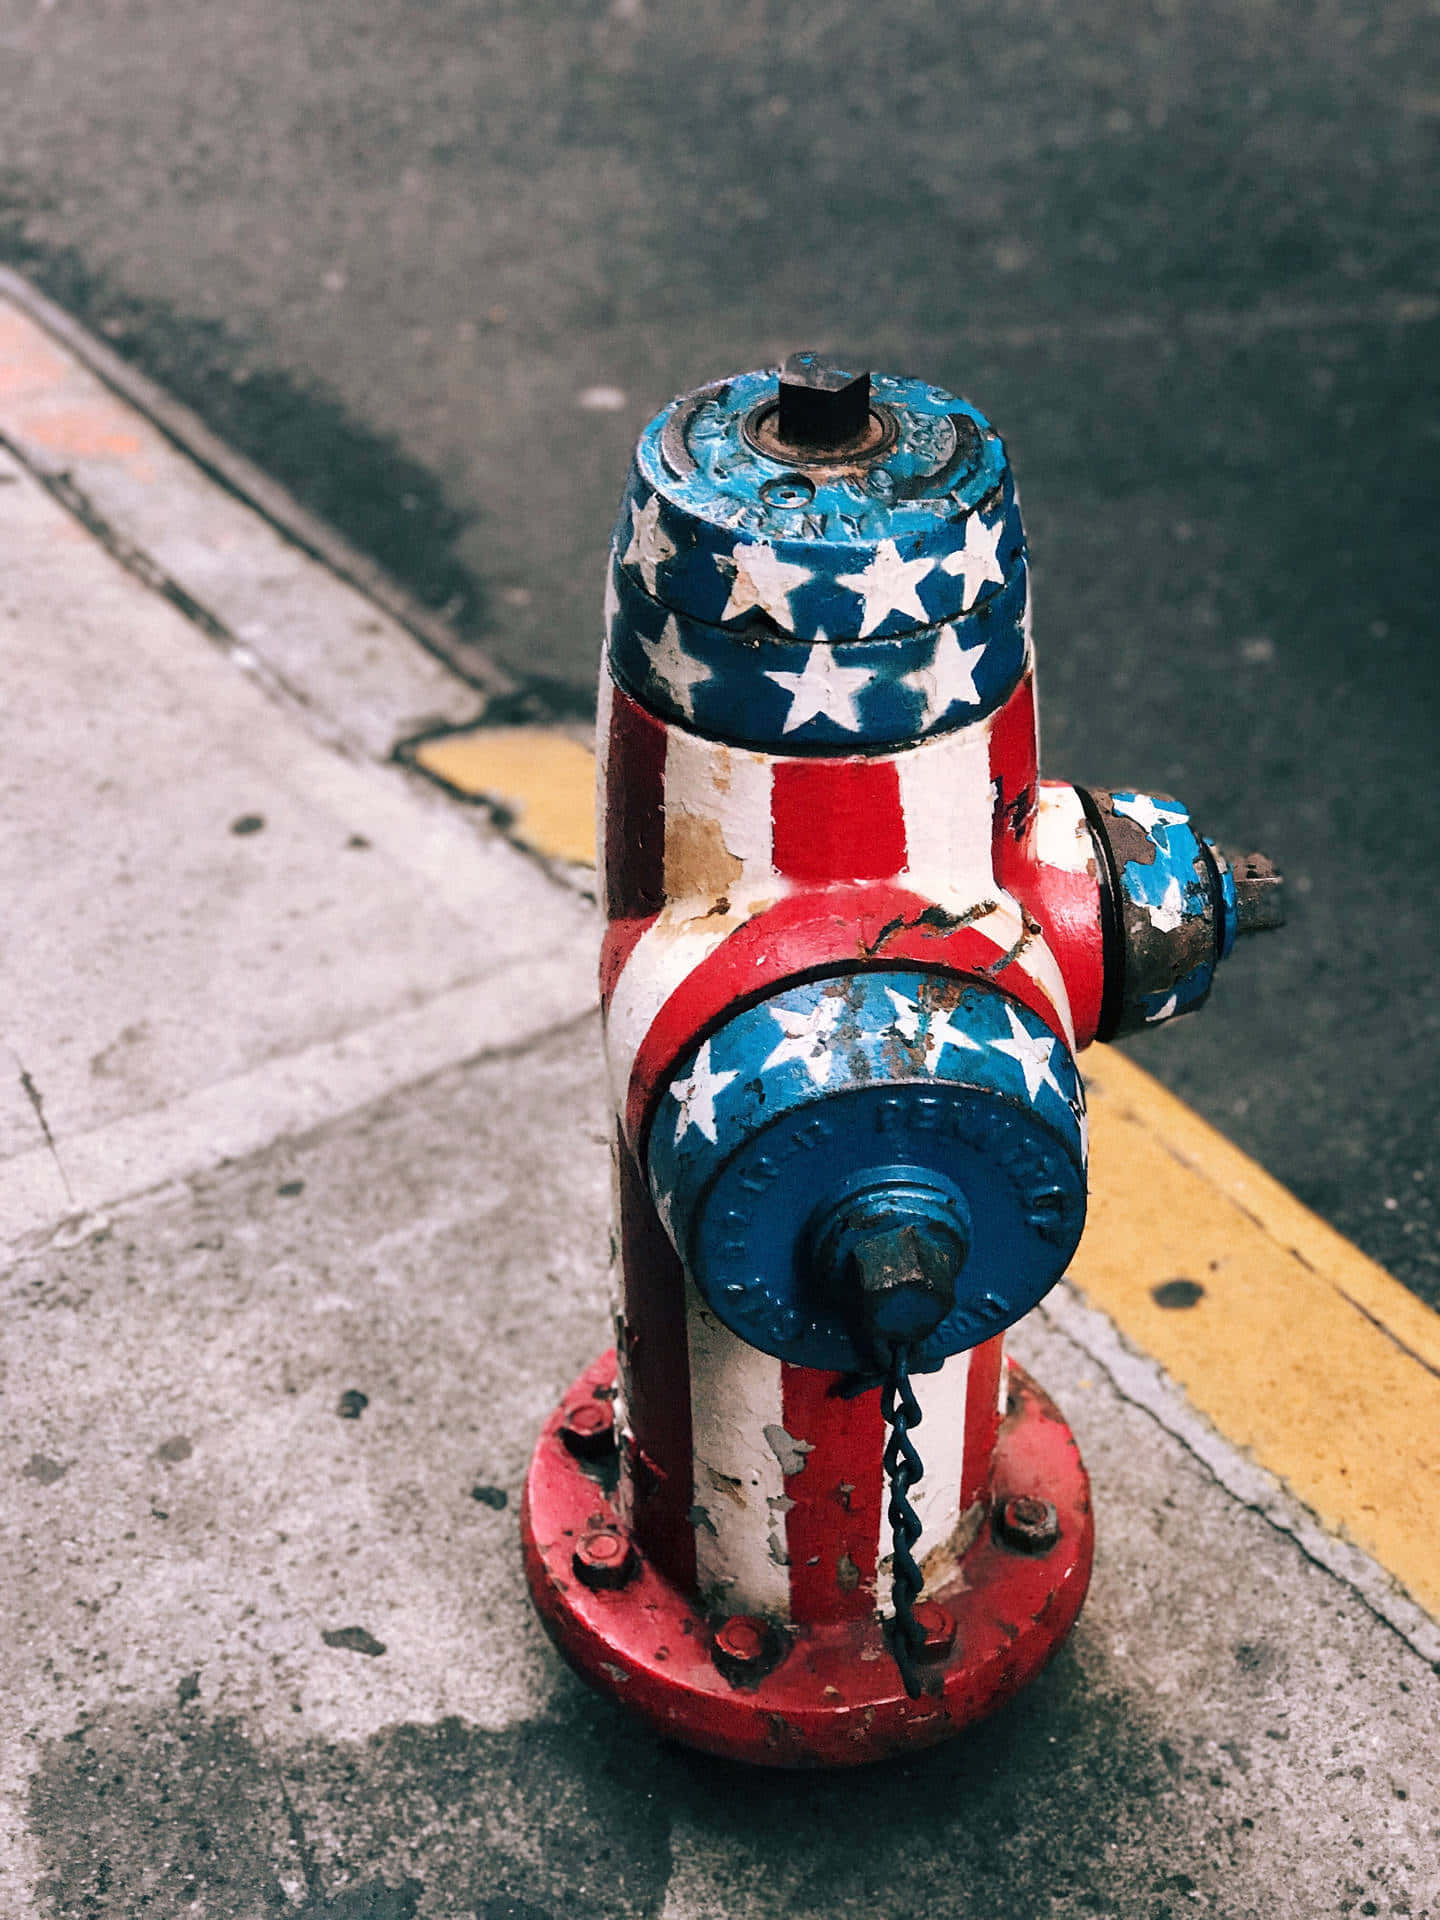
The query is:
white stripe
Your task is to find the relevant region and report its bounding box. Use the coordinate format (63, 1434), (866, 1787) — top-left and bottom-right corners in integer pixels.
(897, 717), (999, 905)
(686, 1277), (792, 1619)
(896, 715), (1077, 1048)
(1033, 781), (1093, 874)
(661, 726), (775, 903)
(910, 1353), (972, 1564)
(604, 725), (782, 1127)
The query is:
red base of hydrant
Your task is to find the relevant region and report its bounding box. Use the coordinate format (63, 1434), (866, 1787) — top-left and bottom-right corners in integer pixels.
(522, 1351), (1094, 1768)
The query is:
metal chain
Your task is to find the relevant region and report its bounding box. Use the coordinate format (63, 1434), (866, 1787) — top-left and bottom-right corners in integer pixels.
(881, 1345), (927, 1700)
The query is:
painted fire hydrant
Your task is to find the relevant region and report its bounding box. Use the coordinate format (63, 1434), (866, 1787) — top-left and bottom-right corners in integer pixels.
(522, 355), (1283, 1766)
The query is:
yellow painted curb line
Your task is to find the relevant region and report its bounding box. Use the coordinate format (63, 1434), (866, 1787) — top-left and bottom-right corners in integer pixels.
(1078, 1049), (1440, 1621)
(419, 723), (1440, 1624)
(411, 726), (597, 866)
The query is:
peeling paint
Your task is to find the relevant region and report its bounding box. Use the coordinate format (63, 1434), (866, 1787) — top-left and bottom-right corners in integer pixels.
(763, 1423), (815, 1477)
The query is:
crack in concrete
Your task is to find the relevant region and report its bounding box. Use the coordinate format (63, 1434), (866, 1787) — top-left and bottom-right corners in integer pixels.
(9, 1047), (75, 1205)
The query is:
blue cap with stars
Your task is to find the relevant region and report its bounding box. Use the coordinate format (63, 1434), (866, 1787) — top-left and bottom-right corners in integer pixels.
(606, 358), (1031, 753)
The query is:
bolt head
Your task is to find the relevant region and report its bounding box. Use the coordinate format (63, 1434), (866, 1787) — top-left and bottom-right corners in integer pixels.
(711, 1613), (783, 1683)
(994, 1493), (1061, 1554)
(911, 1600), (957, 1659)
(559, 1398), (616, 1460)
(572, 1526), (638, 1590)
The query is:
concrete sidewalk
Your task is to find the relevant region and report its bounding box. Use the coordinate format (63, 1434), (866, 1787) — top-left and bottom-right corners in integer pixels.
(2, 314), (1438, 1919)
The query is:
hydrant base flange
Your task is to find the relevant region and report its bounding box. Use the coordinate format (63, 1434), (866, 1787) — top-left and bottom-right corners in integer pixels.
(521, 1351), (1094, 1768)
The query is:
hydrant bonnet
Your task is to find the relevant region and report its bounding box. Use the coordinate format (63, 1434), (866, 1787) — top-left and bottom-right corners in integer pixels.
(608, 360), (1029, 753)
(647, 969), (1087, 1371)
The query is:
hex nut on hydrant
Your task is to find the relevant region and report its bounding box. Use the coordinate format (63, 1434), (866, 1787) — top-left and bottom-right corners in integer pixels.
(571, 1528), (637, 1591)
(558, 1399), (616, 1460)
(520, 350), (1284, 1767)
(995, 1495), (1062, 1555)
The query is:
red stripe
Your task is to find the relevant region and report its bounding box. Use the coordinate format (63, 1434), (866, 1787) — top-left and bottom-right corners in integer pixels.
(771, 757), (906, 883)
(604, 679), (668, 922)
(987, 670), (1038, 871)
(962, 1336), (1006, 1510)
(615, 1131), (696, 1593)
(624, 884), (1068, 1147)
(780, 1366), (886, 1623)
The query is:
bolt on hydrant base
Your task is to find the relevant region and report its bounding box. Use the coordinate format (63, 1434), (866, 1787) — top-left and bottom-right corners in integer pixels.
(522, 1350), (1093, 1769)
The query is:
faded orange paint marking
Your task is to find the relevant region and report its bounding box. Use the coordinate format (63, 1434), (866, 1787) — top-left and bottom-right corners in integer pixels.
(20, 406), (146, 461)
(0, 307), (73, 397)
(0, 303), (153, 471)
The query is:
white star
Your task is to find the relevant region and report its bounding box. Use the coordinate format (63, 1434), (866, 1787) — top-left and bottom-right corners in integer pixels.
(884, 989), (983, 1068)
(1145, 876), (1186, 933)
(762, 995), (847, 1086)
(900, 624), (987, 726)
(765, 635), (872, 733)
(1111, 792), (1188, 835)
(603, 563), (620, 646)
(623, 492), (676, 594)
(835, 538), (936, 637)
(928, 1001), (985, 1062)
(670, 1039), (738, 1146)
(642, 614), (714, 721)
(717, 540), (812, 631)
(939, 513), (1005, 610)
(885, 988), (923, 1044)
(991, 1003), (1067, 1103)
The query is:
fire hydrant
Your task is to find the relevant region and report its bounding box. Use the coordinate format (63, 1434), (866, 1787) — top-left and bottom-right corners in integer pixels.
(521, 355), (1283, 1766)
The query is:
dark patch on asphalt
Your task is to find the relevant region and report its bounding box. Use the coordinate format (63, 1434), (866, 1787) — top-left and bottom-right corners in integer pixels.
(22, 1453), (68, 1485)
(302, 1878), (423, 1919)
(322, 1627), (386, 1658)
(0, 230), (491, 666)
(230, 812), (266, 835)
(155, 1434), (194, 1464)
(277, 1179), (306, 1198)
(470, 1484), (509, 1510)
(24, 1635), (1366, 1915)
(177, 1672), (201, 1707)
(27, 1704), (674, 1919)
(337, 1389), (369, 1420)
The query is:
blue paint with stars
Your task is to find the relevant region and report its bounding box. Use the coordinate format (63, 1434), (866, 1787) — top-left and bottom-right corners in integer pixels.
(607, 551), (1030, 752)
(647, 971), (1087, 1371)
(608, 364), (1032, 752)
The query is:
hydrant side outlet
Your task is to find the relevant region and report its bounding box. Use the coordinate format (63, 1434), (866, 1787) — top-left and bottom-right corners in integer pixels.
(522, 355), (1282, 1766)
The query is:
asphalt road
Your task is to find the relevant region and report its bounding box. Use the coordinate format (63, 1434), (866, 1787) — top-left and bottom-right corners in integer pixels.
(1, 0), (1436, 1304)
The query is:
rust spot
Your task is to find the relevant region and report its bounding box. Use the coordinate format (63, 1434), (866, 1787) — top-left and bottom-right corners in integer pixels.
(703, 1465), (747, 1508)
(836, 1552), (861, 1593)
(664, 807), (743, 902)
